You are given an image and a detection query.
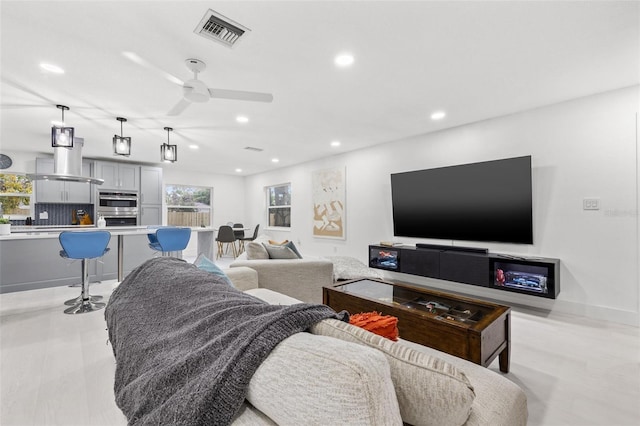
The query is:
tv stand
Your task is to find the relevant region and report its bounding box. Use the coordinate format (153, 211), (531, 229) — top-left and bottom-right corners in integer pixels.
(416, 243), (489, 254)
(369, 245), (560, 299)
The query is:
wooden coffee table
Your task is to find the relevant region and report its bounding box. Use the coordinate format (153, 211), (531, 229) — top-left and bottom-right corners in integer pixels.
(323, 278), (512, 373)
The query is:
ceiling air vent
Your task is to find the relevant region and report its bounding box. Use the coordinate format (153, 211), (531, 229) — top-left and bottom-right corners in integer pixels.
(244, 146), (263, 152)
(194, 9), (250, 48)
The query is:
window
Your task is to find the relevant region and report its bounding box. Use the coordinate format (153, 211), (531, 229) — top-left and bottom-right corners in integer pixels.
(267, 183), (291, 228)
(166, 184), (212, 227)
(0, 173), (33, 219)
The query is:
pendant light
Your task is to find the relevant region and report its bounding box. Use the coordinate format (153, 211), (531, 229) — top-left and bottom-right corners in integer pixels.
(113, 117), (131, 156)
(161, 127), (177, 162)
(51, 104), (74, 148)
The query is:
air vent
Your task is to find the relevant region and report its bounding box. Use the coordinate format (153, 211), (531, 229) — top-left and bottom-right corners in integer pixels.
(244, 146), (263, 152)
(194, 9), (250, 48)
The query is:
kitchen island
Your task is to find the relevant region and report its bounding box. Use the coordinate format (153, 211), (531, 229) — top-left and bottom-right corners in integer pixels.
(0, 226), (216, 293)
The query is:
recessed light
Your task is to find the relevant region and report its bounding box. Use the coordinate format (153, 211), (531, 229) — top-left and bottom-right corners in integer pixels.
(331, 140), (341, 147)
(189, 144), (199, 149)
(235, 168), (243, 173)
(40, 63), (64, 74)
(271, 158), (279, 163)
(430, 111), (446, 120)
(334, 53), (354, 67)
(236, 115), (249, 123)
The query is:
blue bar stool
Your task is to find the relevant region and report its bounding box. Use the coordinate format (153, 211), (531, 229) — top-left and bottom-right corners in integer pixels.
(148, 227), (191, 257)
(58, 230), (111, 315)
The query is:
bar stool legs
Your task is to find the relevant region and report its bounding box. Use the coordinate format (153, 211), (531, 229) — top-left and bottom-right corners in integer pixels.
(64, 258), (106, 315)
(63, 294), (103, 306)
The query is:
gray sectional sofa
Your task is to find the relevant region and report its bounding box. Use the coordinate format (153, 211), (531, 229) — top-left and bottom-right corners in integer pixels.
(225, 267), (528, 426)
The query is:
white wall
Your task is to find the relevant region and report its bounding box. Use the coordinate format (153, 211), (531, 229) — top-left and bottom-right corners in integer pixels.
(244, 86), (640, 326)
(0, 151), (37, 174)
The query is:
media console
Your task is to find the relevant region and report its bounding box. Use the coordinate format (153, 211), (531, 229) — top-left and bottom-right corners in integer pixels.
(369, 244), (560, 299)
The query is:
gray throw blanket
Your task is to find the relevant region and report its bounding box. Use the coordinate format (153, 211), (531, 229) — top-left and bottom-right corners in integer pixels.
(105, 257), (346, 426)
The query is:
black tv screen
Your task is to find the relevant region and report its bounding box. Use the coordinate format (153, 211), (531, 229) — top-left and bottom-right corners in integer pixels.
(391, 156), (533, 244)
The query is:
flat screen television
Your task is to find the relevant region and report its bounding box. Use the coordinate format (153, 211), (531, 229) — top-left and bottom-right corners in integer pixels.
(391, 156), (533, 244)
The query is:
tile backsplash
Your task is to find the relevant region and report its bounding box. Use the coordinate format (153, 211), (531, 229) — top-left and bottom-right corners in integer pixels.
(31, 203), (95, 226)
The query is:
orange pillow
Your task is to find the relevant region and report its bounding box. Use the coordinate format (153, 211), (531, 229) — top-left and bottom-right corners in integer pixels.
(268, 239), (289, 245)
(349, 311), (399, 341)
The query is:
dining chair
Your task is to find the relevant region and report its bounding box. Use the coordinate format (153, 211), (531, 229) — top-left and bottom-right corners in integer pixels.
(216, 225), (238, 259)
(238, 224), (259, 251)
(233, 223), (245, 252)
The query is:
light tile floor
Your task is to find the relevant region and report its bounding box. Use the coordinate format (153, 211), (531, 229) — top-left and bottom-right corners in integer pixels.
(1, 271), (639, 425)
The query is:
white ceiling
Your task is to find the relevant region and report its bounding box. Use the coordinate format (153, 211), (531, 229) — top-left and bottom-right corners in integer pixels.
(1, 1), (638, 176)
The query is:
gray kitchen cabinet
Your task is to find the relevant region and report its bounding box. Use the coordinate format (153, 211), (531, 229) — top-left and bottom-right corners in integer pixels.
(35, 157), (92, 203)
(140, 204), (162, 226)
(0, 235), (156, 293)
(95, 234), (157, 281)
(139, 166), (163, 225)
(140, 166), (163, 205)
(0, 238), (91, 292)
(95, 161), (139, 191)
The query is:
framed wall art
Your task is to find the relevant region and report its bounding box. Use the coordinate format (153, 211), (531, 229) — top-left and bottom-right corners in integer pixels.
(312, 167), (345, 239)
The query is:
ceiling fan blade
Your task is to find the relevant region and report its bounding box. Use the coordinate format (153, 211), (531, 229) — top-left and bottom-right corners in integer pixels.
(122, 51), (184, 86)
(208, 88), (274, 103)
(1, 104), (50, 109)
(167, 99), (192, 116)
(2, 78), (56, 104)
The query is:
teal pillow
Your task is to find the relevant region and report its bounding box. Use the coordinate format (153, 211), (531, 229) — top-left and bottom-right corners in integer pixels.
(194, 253), (234, 287)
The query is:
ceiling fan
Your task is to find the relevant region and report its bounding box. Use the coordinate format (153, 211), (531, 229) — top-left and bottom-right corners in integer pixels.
(167, 58), (273, 116)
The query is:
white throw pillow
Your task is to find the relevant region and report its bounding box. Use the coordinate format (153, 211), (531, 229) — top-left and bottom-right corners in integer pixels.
(311, 318), (476, 426)
(245, 235), (271, 260)
(247, 332), (403, 425)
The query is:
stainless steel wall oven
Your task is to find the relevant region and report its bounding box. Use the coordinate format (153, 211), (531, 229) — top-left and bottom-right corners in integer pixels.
(97, 191), (139, 226)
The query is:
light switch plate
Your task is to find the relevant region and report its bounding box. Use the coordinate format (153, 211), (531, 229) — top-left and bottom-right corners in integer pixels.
(583, 198), (600, 210)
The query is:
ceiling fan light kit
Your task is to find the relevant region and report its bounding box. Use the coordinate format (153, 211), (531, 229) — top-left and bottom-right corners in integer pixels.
(51, 104), (74, 148)
(183, 59), (209, 103)
(167, 58), (274, 116)
(161, 127), (177, 163)
(113, 117), (131, 157)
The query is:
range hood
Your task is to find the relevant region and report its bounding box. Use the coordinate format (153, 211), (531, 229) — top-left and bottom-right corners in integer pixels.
(27, 138), (104, 185)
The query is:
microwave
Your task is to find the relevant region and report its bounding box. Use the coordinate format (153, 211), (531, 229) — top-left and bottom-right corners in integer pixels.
(97, 191), (139, 226)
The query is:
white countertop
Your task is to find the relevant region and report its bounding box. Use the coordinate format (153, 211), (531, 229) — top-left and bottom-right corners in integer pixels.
(0, 226), (216, 241)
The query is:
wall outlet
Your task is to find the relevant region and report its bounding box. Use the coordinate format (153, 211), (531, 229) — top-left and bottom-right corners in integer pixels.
(583, 198), (600, 210)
